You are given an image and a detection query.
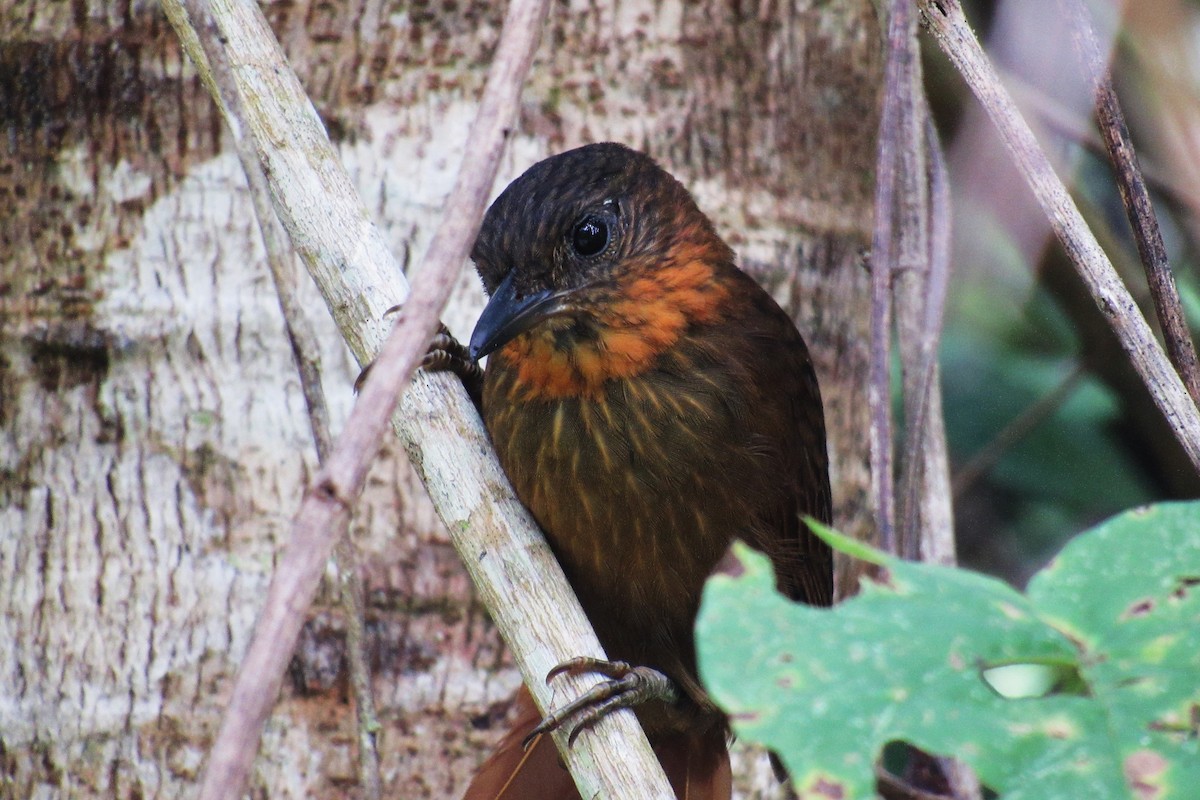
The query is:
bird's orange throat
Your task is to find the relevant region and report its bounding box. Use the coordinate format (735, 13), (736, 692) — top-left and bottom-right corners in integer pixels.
(495, 256), (731, 401)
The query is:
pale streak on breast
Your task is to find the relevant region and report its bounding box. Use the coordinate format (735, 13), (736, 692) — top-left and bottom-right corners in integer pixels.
(679, 392), (712, 419)
(640, 379), (666, 415)
(596, 394), (617, 429)
(582, 403), (614, 473)
(662, 391), (687, 420)
(551, 404), (565, 452)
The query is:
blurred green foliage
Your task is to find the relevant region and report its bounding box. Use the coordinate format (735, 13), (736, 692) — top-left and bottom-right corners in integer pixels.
(697, 504), (1200, 799)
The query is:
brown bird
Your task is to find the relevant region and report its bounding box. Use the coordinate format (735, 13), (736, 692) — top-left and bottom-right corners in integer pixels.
(455, 142), (832, 800)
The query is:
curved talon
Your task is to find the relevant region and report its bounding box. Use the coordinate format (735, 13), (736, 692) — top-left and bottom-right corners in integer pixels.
(353, 363), (373, 394)
(521, 658), (679, 749)
(546, 656), (635, 683)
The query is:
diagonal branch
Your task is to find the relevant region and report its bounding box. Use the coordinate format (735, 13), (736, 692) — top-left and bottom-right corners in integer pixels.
(1058, 0), (1200, 409)
(160, 1), (675, 799)
(919, 0), (1200, 475)
(186, 10), (384, 797)
(952, 363), (1086, 500)
(1001, 71), (1200, 223)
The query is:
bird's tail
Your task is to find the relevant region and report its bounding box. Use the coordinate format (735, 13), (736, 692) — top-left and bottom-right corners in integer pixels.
(461, 687), (732, 800)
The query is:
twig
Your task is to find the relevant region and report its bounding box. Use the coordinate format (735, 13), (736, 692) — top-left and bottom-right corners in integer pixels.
(891, 57), (955, 573)
(888, 0), (928, 565)
(1002, 72), (1200, 221)
(875, 0), (958, 575)
(161, 0), (674, 798)
(869, 0), (913, 556)
(1058, 0), (1200, 409)
(897, 112), (955, 567)
(919, 0), (1200, 475)
(180, 8), (385, 797)
(952, 363), (1087, 500)
(335, 542), (383, 800)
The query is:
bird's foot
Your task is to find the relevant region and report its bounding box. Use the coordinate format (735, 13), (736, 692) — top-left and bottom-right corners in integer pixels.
(523, 658), (679, 748)
(354, 320), (483, 405)
(423, 324), (484, 396)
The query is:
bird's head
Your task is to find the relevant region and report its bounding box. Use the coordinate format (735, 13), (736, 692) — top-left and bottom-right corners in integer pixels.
(469, 143), (734, 397)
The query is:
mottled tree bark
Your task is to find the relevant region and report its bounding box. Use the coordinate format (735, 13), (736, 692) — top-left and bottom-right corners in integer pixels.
(0, 1), (880, 797)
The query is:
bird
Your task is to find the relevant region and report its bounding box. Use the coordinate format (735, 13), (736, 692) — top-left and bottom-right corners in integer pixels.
(452, 142), (832, 800)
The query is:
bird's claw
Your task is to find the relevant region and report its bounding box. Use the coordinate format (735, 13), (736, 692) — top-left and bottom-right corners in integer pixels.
(422, 322), (484, 403)
(521, 658), (679, 749)
(354, 321), (483, 405)
(423, 326), (482, 383)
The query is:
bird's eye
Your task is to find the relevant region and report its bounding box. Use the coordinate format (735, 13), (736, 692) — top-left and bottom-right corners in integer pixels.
(571, 215), (609, 257)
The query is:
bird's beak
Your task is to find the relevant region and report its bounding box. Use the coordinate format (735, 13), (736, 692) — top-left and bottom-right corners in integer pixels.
(469, 271), (574, 360)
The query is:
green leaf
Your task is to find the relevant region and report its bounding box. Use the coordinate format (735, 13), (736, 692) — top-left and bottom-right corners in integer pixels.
(695, 502), (1200, 799)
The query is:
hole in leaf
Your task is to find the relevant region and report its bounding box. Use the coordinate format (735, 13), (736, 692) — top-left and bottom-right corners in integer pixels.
(981, 662), (1089, 698)
(879, 741), (911, 777)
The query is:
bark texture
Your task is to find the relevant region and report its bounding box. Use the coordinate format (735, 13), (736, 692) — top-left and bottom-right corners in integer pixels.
(0, 1), (880, 797)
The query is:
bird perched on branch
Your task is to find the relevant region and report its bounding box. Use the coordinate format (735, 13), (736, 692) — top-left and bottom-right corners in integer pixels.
(453, 142), (832, 800)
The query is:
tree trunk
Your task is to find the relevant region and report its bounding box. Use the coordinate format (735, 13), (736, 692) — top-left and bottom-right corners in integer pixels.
(0, 1), (880, 797)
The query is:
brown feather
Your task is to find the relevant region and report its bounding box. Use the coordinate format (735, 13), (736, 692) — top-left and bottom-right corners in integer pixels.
(462, 689), (732, 800)
(462, 689), (577, 800)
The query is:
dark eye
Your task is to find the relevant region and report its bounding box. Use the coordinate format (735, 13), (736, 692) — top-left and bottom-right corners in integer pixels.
(572, 215), (609, 257)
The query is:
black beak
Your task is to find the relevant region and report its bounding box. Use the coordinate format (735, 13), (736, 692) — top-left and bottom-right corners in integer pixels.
(469, 271), (573, 360)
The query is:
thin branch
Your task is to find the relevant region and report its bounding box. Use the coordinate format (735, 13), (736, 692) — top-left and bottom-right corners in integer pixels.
(1059, 0), (1200, 408)
(182, 8), (383, 798)
(161, 0), (674, 798)
(952, 363), (1087, 500)
(891, 54), (955, 573)
(919, 0), (1200, 475)
(877, 0), (959, 578)
(335, 541), (383, 800)
(1003, 71), (1200, 221)
(869, 0), (914, 556)
(889, 0), (929, 564)
(898, 115), (955, 567)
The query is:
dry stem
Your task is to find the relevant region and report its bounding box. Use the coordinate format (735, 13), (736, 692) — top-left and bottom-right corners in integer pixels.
(1059, 0), (1200, 408)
